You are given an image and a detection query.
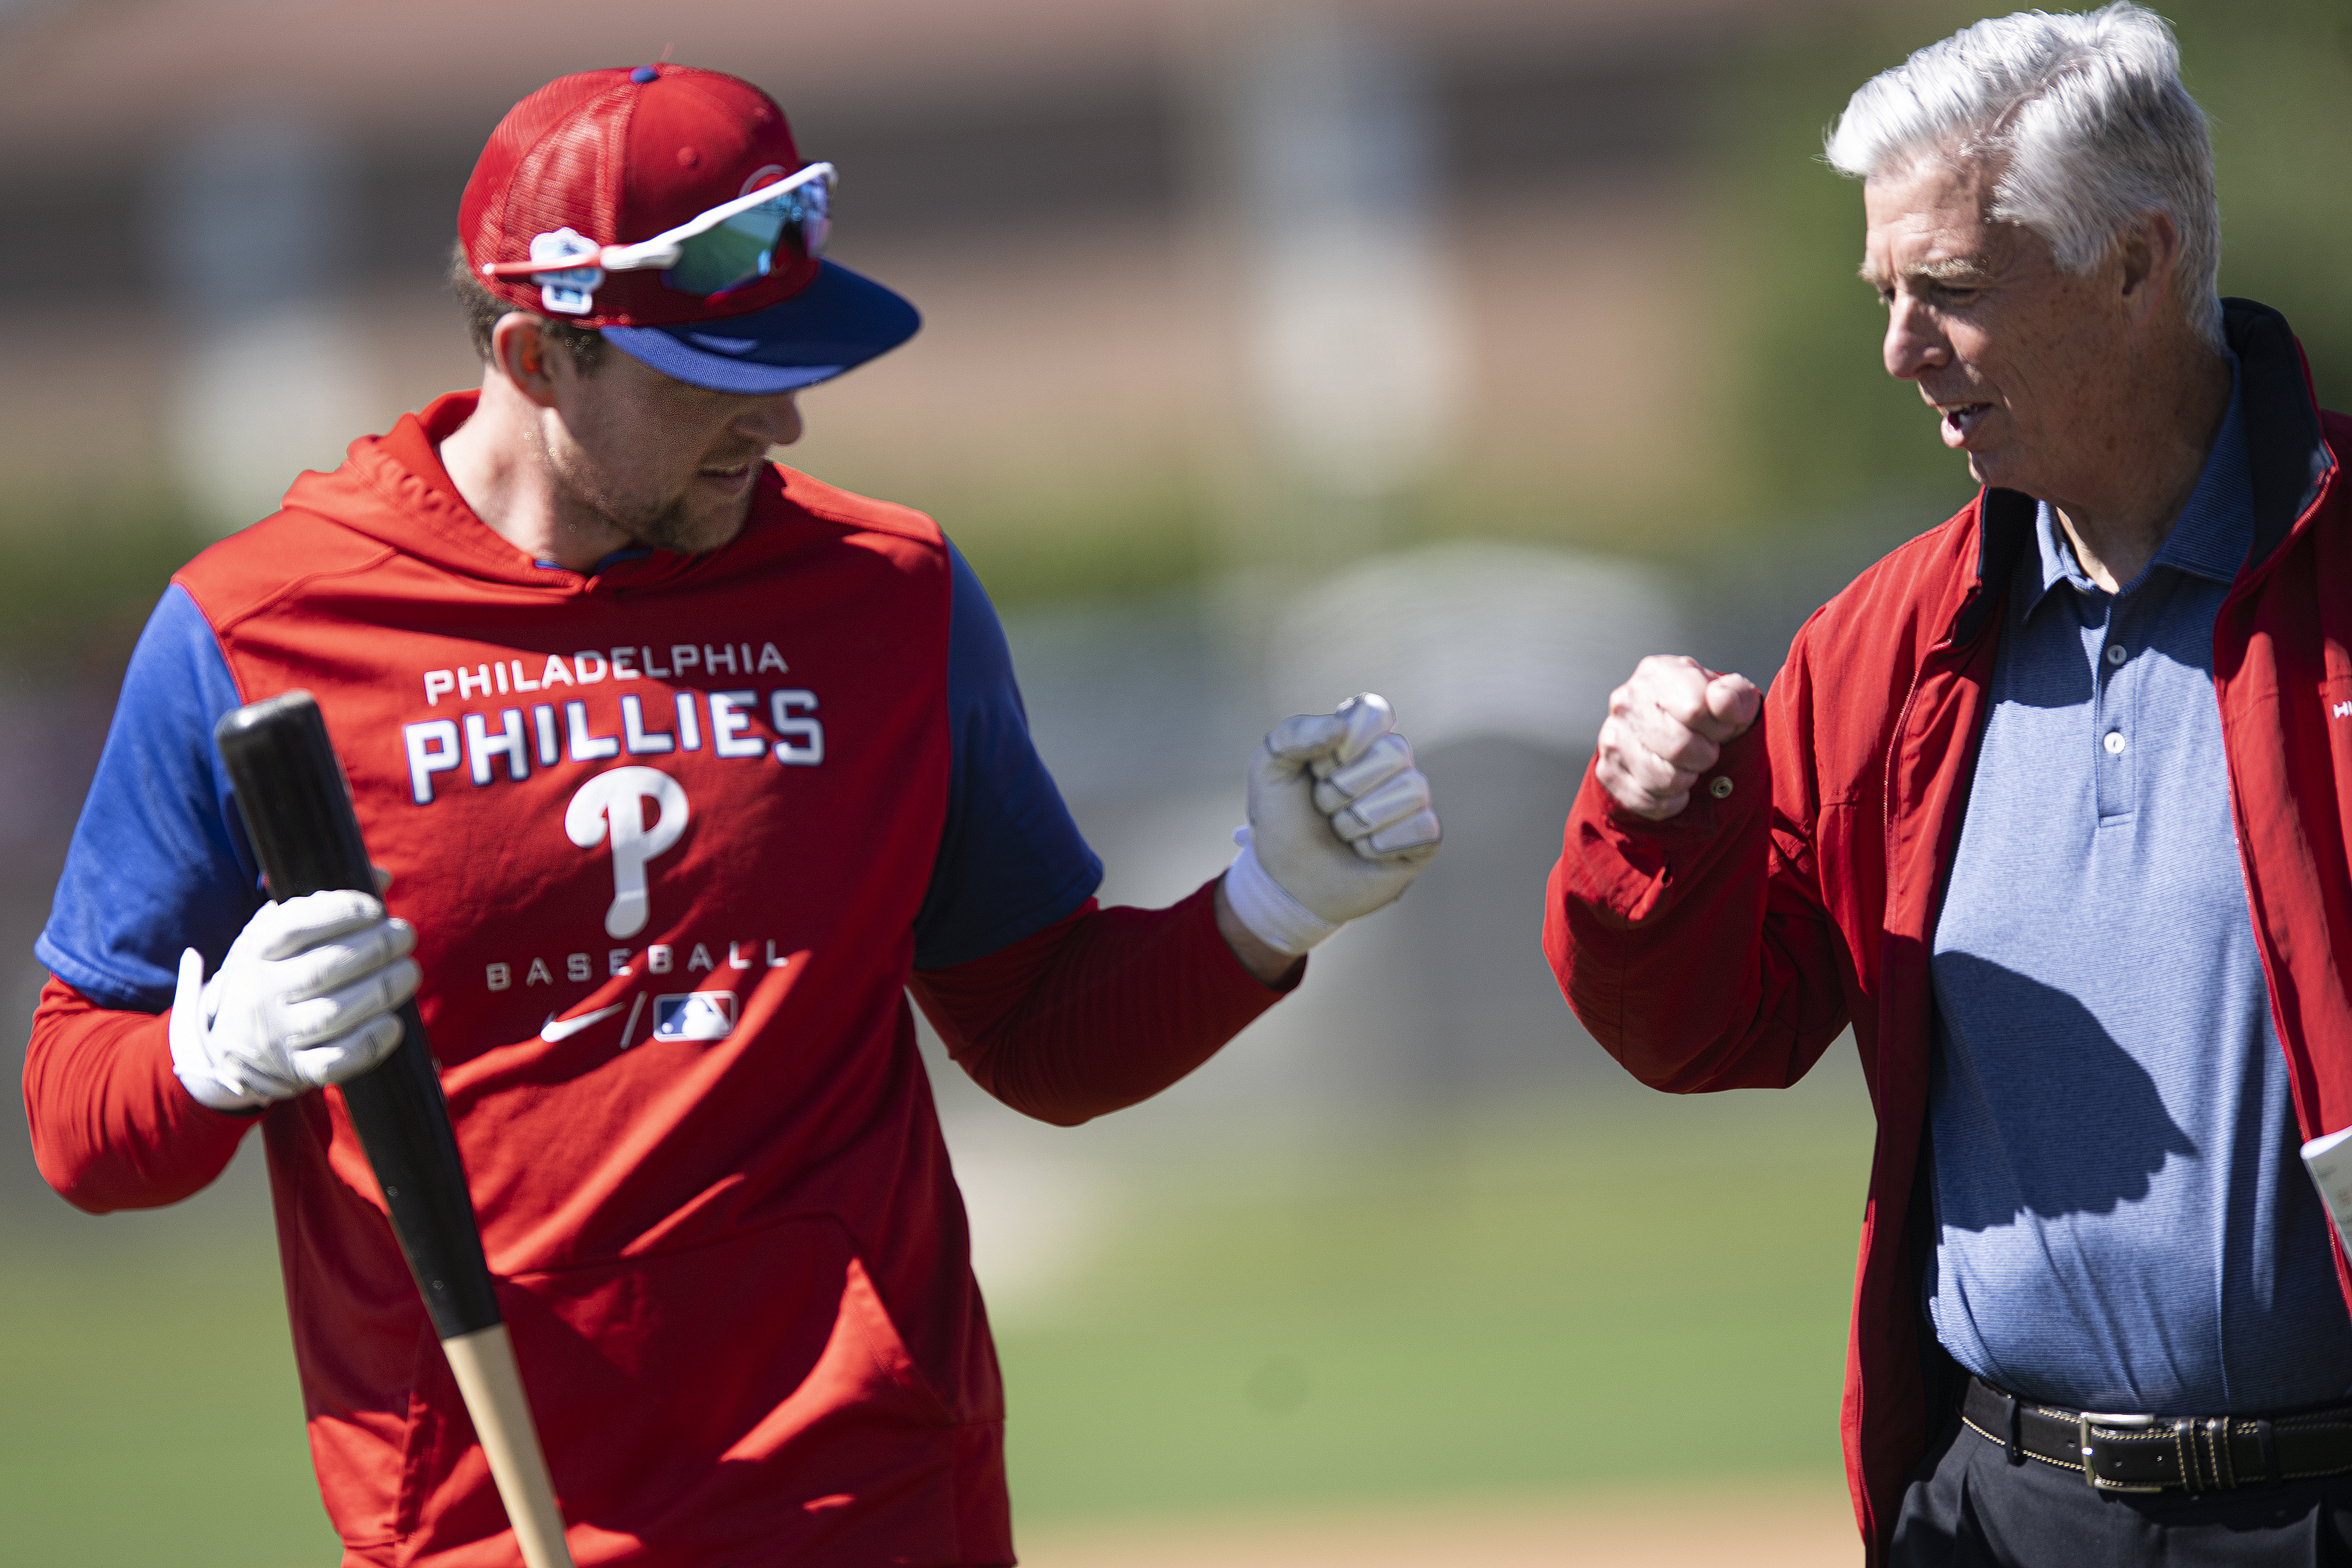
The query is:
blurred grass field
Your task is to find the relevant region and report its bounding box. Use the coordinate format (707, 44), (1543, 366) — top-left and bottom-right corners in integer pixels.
(0, 1170), (329, 1565)
(0, 1061), (1871, 1565)
(994, 1078), (1870, 1523)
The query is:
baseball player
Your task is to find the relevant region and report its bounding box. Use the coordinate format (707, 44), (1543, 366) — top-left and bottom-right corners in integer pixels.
(22, 65), (1440, 1567)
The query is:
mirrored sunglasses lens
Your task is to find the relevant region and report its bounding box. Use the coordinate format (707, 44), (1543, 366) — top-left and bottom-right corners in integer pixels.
(665, 206), (785, 296)
(795, 183), (830, 258)
(663, 182), (831, 297)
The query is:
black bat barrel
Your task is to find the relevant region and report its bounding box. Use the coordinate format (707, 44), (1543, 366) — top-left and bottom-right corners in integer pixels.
(214, 690), (502, 1342)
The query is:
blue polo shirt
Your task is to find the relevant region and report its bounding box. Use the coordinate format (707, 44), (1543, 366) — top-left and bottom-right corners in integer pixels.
(1926, 362), (2352, 1415)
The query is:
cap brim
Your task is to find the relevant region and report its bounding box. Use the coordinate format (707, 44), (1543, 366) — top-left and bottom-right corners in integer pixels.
(600, 260), (920, 394)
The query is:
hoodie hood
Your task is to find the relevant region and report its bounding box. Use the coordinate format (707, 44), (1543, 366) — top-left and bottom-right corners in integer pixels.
(276, 390), (769, 596)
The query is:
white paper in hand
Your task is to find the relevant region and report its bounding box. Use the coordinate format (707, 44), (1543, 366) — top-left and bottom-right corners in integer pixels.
(2301, 1127), (2352, 1256)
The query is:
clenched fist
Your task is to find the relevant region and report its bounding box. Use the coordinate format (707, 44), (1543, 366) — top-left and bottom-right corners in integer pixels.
(1596, 655), (1762, 821)
(1222, 693), (1440, 961)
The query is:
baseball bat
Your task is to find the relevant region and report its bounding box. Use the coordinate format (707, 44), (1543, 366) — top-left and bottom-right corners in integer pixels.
(214, 689), (575, 1568)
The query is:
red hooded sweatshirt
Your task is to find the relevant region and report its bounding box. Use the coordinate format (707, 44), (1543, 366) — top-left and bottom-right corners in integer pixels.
(25, 391), (1289, 1567)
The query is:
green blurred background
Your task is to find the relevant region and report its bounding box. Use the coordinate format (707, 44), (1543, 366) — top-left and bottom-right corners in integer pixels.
(1, 0), (2347, 1560)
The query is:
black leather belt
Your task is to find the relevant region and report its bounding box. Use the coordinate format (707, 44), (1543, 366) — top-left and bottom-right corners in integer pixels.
(1962, 1375), (2352, 1493)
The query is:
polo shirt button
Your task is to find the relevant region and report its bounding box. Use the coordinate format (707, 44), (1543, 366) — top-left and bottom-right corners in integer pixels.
(2104, 730), (2126, 754)
(1709, 776), (1734, 798)
(2106, 645), (2126, 666)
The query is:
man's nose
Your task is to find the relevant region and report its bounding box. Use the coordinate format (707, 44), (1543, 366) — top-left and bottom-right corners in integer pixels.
(1882, 297), (1950, 381)
(733, 394), (804, 447)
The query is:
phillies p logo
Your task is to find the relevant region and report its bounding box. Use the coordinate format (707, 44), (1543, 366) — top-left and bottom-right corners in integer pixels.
(566, 768), (690, 938)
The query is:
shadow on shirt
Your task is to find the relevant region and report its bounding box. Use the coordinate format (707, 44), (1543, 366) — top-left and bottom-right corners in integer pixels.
(1929, 951), (2198, 1231)
(1992, 618), (2097, 708)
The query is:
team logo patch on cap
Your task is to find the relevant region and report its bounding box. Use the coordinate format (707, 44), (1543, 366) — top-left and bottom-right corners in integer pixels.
(529, 229), (605, 315)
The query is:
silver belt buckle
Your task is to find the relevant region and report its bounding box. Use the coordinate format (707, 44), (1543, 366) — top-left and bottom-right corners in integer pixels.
(2079, 1410), (2160, 1491)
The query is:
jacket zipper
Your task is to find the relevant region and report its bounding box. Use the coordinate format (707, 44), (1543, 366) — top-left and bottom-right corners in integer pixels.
(2216, 441), (2341, 1140)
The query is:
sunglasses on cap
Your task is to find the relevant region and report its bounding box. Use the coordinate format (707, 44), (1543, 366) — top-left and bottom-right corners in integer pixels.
(478, 161), (835, 312)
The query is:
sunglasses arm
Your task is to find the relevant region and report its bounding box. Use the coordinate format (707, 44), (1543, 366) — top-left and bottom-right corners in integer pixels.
(478, 242), (677, 281)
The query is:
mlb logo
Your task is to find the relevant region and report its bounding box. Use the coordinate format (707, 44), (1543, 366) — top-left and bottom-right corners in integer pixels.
(652, 991), (737, 1043)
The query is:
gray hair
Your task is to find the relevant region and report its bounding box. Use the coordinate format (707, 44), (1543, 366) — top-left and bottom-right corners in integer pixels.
(1825, 3), (2222, 348)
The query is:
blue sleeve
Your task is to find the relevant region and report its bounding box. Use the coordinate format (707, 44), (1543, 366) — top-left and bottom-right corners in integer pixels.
(35, 584), (264, 1011)
(911, 543), (1104, 969)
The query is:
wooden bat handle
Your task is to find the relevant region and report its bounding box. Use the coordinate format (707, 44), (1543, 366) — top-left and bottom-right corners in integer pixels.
(212, 691), (574, 1565)
(441, 1326), (577, 1568)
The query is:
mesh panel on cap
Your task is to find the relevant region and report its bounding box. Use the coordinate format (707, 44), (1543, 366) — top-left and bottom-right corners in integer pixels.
(502, 99), (631, 273)
(463, 69), (636, 313)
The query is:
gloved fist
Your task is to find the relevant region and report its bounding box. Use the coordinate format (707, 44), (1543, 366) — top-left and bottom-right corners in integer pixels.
(168, 890), (422, 1112)
(1224, 692), (1441, 956)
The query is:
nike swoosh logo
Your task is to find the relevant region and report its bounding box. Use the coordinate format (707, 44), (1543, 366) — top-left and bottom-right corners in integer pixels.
(540, 1003), (627, 1043)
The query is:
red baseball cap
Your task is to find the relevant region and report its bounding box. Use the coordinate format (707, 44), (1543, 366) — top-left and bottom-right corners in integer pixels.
(460, 64), (918, 393)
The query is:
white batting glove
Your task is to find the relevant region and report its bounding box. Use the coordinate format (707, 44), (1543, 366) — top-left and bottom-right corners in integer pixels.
(1224, 692), (1441, 956)
(168, 890), (422, 1111)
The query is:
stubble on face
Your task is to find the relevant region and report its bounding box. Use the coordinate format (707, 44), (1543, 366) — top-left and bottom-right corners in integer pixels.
(542, 356), (799, 558)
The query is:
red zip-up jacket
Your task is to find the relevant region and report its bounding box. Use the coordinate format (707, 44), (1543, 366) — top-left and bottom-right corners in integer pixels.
(1544, 299), (2352, 1561)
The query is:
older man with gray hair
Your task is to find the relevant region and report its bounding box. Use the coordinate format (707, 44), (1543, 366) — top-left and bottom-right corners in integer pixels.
(1545, 5), (2352, 1561)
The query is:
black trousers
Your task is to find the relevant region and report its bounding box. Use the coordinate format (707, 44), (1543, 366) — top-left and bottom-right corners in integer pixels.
(1892, 1411), (2352, 1566)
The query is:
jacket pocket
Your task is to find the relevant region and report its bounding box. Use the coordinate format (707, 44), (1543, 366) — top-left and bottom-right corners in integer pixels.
(388, 1325), (449, 1540)
(398, 1213), (966, 1566)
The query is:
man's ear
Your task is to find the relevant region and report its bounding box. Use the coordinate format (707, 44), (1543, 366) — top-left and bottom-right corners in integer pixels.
(2116, 209), (2180, 329)
(488, 312), (563, 408)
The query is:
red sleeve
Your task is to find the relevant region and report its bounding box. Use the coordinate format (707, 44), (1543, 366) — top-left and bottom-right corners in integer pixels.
(1542, 651), (1850, 1094)
(22, 976), (258, 1213)
(910, 876), (1298, 1127)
